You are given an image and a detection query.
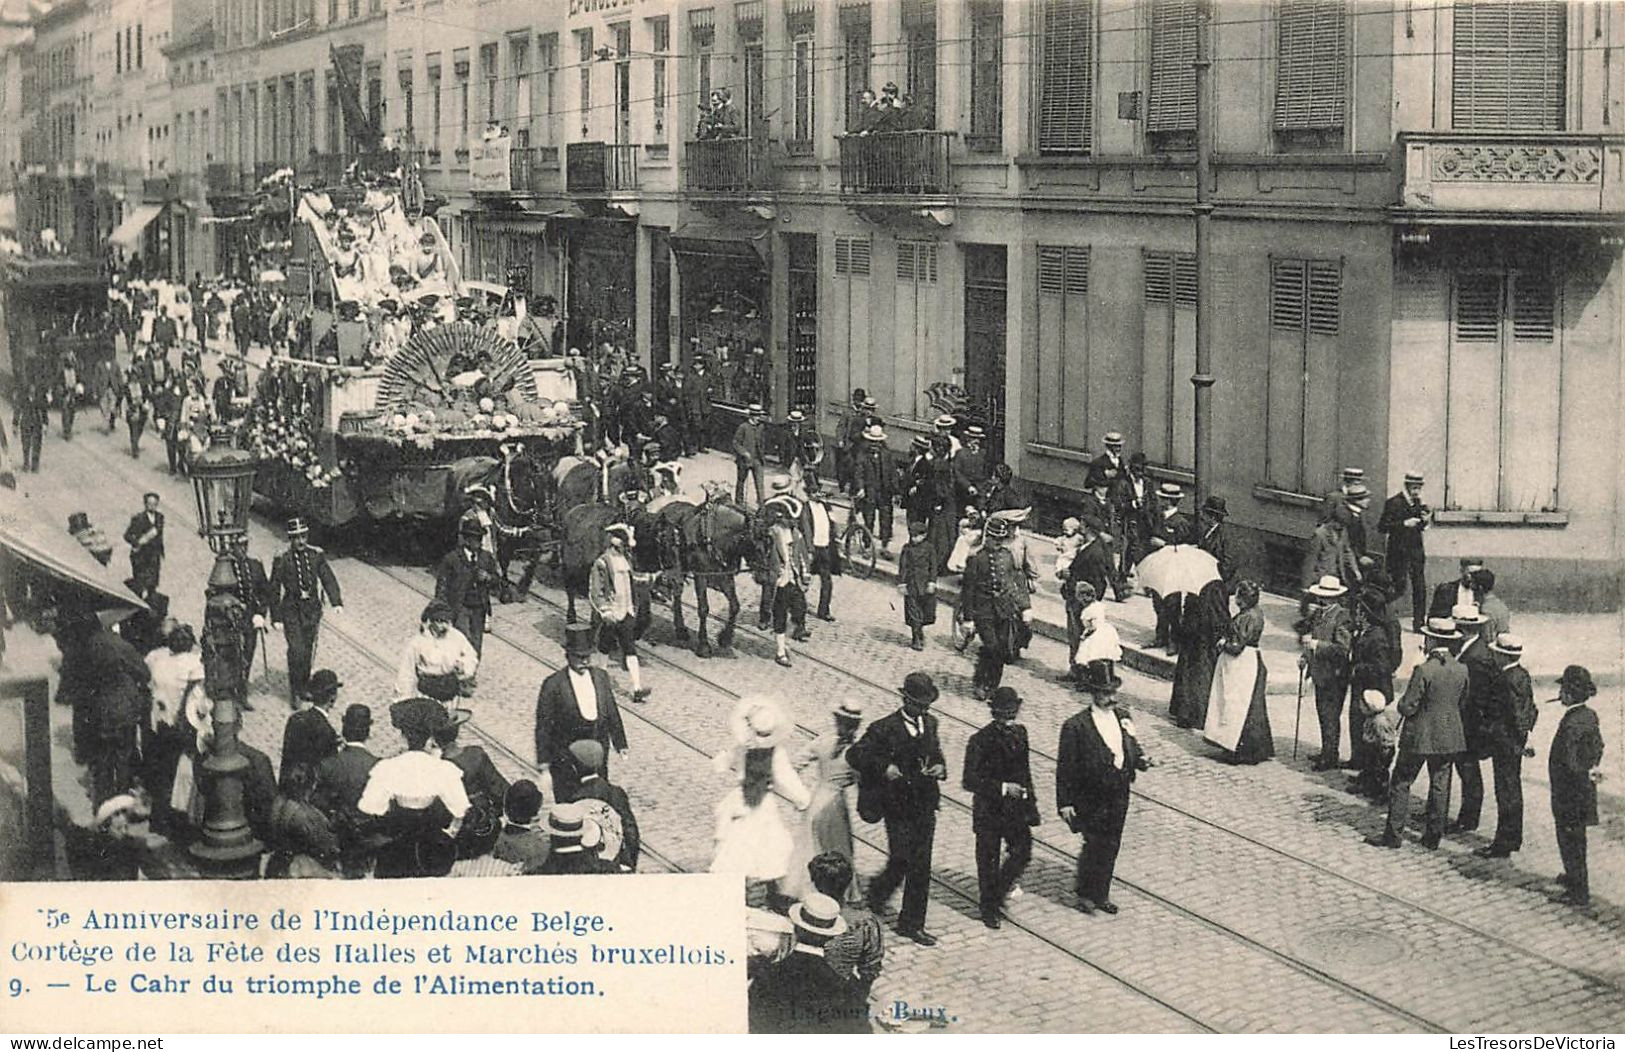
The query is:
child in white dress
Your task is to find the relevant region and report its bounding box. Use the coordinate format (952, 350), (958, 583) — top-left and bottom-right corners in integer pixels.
(1073, 580), (1123, 675)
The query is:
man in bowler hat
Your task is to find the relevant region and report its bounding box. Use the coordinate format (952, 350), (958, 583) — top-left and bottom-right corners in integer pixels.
(435, 518), (502, 657)
(963, 686), (1039, 929)
(1057, 662), (1149, 914)
(1548, 665), (1605, 906)
(847, 672), (947, 946)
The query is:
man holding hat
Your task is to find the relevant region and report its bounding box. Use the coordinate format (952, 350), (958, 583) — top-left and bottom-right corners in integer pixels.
(1057, 661), (1150, 915)
(535, 623), (629, 780)
(1547, 666), (1604, 906)
(853, 423), (896, 552)
(963, 686), (1039, 929)
(733, 403), (768, 506)
(270, 517), (344, 706)
(313, 703), (378, 820)
(761, 483), (812, 665)
(534, 801), (621, 875)
(748, 893), (870, 1034)
(848, 672), (947, 946)
(1378, 470), (1431, 632)
(1474, 634), (1537, 858)
(589, 523), (650, 702)
(434, 518), (502, 657)
(279, 669), (342, 787)
(1366, 618), (1468, 850)
(564, 739), (640, 872)
(1299, 575), (1353, 771)
(962, 514), (1031, 701)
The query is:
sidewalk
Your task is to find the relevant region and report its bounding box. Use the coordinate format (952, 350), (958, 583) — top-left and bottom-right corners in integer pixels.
(668, 450), (1625, 807)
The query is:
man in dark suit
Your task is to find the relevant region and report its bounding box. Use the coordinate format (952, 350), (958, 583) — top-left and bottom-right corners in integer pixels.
(269, 517), (344, 706)
(748, 894), (871, 1034)
(1449, 604), (1497, 835)
(1088, 431), (1127, 495)
(847, 672), (946, 946)
(1057, 662), (1148, 914)
(564, 739), (640, 872)
(314, 703), (378, 819)
(852, 424), (896, 552)
(680, 356), (713, 454)
(122, 492), (165, 600)
(238, 740), (279, 844)
(535, 623), (628, 780)
(229, 533), (271, 690)
(1428, 556), (1483, 622)
(962, 687), (1039, 929)
(1196, 495), (1234, 587)
(1367, 619), (1468, 850)
(732, 403), (767, 506)
(1475, 635), (1536, 859)
(279, 669), (342, 787)
(1548, 665), (1604, 907)
(1378, 470), (1431, 631)
(434, 519), (502, 657)
(1146, 482), (1194, 650)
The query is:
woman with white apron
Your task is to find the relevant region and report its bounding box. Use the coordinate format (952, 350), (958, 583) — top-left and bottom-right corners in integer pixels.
(1203, 579), (1275, 764)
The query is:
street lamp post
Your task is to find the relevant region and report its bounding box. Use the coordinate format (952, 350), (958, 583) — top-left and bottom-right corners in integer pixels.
(187, 426), (263, 878)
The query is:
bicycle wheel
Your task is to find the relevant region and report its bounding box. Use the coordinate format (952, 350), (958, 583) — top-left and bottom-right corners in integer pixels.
(844, 519), (877, 579)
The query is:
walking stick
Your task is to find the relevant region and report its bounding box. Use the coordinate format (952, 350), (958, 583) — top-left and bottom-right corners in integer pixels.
(259, 625), (270, 680)
(1293, 664), (1306, 760)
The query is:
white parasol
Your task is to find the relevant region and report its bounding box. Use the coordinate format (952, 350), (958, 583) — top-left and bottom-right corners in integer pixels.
(1135, 544), (1221, 598)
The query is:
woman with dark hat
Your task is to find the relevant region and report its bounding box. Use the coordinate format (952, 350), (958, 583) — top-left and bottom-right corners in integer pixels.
(357, 698), (472, 878)
(1548, 665), (1604, 906)
(1203, 580), (1275, 765)
(783, 699), (866, 904)
(394, 600), (479, 704)
(1169, 578), (1226, 731)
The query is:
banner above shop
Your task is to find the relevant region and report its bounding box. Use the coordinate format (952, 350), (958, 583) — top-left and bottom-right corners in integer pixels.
(471, 137), (513, 194)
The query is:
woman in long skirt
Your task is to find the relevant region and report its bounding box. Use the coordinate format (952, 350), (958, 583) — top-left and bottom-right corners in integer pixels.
(1170, 580), (1227, 729)
(783, 699), (864, 903)
(711, 697), (811, 908)
(1203, 580), (1275, 763)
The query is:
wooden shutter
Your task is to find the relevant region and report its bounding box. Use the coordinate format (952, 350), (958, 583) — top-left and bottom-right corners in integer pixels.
(1504, 271), (1560, 510)
(1452, 0), (1566, 131)
(897, 241), (939, 418)
(1148, 0), (1198, 133)
(1275, 0), (1347, 131)
(1036, 246), (1090, 447)
(832, 236), (873, 412)
(1266, 258), (1340, 491)
(1039, 0), (1094, 154)
(1453, 272), (1502, 341)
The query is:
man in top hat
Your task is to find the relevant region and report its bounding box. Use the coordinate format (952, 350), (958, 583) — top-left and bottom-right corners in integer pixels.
(847, 672), (947, 946)
(1428, 556), (1485, 624)
(434, 518), (502, 658)
(534, 801), (621, 875)
(748, 893), (871, 1034)
(564, 739), (640, 872)
(122, 492), (166, 600)
(1473, 633), (1537, 859)
(1367, 618), (1468, 850)
(962, 515), (1032, 701)
(1058, 661), (1150, 915)
(963, 686), (1039, 929)
(1378, 470), (1431, 632)
(535, 624), (629, 781)
(853, 423), (897, 552)
(761, 482), (812, 666)
(589, 522), (651, 702)
(460, 484), (499, 562)
(270, 517), (344, 706)
(280, 669), (343, 787)
(1299, 575), (1354, 771)
(733, 403), (768, 506)
(1146, 481), (1193, 650)
(313, 703), (378, 820)
(1548, 665), (1604, 906)
(1196, 494), (1234, 587)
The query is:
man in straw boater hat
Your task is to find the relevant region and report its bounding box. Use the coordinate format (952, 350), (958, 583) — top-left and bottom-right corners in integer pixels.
(1547, 665), (1604, 907)
(963, 686), (1039, 930)
(532, 801), (620, 876)
(535, 622), (629, 781)
(269, 516), (344, 707)
(732, 401), (768, 506)
(460, 483), (499, 561)
(853, 421), (897, 552)
(1377, 469), (1431, 632)
(748, 892), (870, 1034)
(1057, 661), (1151, 916)
(1298, 575), (1353, 771)
(1473, 633), (1538, 860)
(1365, 617), (1469, 851)
(1145, 480), (1194, 651)
(589, 521), (651, 702)
(1446, 602), (1496, 837)
(848, 672), (948, 946)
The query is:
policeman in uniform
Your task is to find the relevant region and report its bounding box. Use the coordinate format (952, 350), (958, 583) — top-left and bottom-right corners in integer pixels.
(962, 516), (1031, 701)
(270, 517), (344, 705)
(229, 534), (271, 698)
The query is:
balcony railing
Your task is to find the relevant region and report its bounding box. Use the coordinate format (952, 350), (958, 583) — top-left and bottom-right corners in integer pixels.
(686, 137), (773, 194)
(1397, 132), (1624, 216)
(566, 141), (640, 194)
(838, 131), (956, 195)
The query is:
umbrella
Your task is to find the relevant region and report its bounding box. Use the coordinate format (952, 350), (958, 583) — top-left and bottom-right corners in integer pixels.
(259, 269), (286, 284)
(1135, 544), (1221, 598)
(0, 491), (148, 621)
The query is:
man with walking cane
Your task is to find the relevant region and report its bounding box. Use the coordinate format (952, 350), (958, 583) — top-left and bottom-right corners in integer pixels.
(1366, 618), (1468, 851)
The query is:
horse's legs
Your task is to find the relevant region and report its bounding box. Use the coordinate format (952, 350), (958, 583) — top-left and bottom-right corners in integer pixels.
(516, 549), (540, 597)
(694, 578), (713, 658)
(670, 574), (691, 643)
(717, 577), (739, 651)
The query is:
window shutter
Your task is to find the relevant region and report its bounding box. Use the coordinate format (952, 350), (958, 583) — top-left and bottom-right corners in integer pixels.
(850, 238), (870, 276)
(898, 241), (938, 284)
(897, 241), (916, 282)
(1038, 0), (1094, 154)
(1038, 246), (1067, 294)
(1452, 0), (1566, 131)
(1173, 253), (1196, 308)
(1307, 261), (1340, 336)
(835, 237), (851, 275)
(1271, 259), (1306, 329)
(1511, 274), (1555, 342)
(1148, 0), (1198, 133)
(1145, 250), (1173, 303)
(1065, 246), (1089, 295)
(1275, 0), (1346, 131)
(735, 0), (763, 41)
(1454, 273), (1502, 342)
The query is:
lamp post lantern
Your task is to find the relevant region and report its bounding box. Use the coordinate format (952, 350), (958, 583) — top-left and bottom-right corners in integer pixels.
(187, 427), (263, 877)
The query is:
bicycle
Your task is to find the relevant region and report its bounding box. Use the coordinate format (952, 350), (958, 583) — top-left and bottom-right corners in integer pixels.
(841, 509), (878, 580)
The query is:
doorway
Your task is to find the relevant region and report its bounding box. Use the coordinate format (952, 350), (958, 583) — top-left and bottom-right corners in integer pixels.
(963, 244), (1007, 463)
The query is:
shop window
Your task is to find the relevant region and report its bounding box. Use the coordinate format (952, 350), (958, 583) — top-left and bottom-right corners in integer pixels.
(1035, 245), (1089, 449)
(1141, 249), (1196, 470)
(1265, 257), (1340, 495)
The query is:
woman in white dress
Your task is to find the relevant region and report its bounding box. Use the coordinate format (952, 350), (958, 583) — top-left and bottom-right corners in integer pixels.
(711, 696), (810, 906)
(395, 600), (479, 705)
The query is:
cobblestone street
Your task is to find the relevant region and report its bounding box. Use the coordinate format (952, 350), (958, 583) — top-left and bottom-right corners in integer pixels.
(8, 374), (1623, 1032)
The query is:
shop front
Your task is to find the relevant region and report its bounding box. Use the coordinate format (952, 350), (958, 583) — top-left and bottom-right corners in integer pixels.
(672, 235), (772, 429)
(565, 218), (637, 358)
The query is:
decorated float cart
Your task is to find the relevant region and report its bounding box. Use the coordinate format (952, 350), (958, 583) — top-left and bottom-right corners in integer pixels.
(247, 178), (584, 536)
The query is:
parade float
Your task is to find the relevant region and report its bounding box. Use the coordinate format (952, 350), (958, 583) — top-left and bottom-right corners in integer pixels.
(248, 168), (583, 528)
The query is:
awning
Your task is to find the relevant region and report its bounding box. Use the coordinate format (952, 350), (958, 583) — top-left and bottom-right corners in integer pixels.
(0, 491), (149, 620)
(108, 203), (163, 251)
(670, 235), (768, 268)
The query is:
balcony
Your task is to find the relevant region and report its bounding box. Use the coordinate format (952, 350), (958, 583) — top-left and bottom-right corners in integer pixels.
(566, 142), (640, 195)
(206, 163), (244, 193)
(686, 137), (773, 194)
(1396, 132), (1625, 221)
(838, 131), (956, 196)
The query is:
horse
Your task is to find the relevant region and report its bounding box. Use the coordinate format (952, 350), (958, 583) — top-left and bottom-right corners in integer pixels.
(448, 445), (554, 597)
(553, 453), (643, 511)
(653, 496), (760, 658)
(557, 500), (680, 630)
